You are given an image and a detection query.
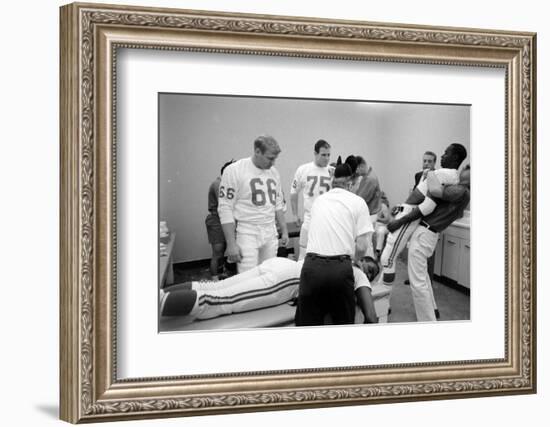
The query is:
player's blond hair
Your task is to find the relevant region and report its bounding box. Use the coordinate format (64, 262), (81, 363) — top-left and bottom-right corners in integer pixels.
(254, 135), (281, 154)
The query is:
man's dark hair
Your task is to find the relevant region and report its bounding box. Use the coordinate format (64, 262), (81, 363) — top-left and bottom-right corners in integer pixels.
(360, 256), (381, 281)
(424, 151), (437, 163)
(344, 155), (358, 174)
(333, 163), (352, 179)
(220, 159), (235, 176)
(449, 143), (468, 166)
(314, 139), (331, 153)
(355, 155), (366, 166)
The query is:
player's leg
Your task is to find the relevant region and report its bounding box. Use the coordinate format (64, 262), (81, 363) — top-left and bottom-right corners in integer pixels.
(295, 256), (325, 326)
(298, 213), (311, 261)
(366, 214), (379, 258)
(192, 263), (262, 292)
(327, 261), (356, 325)
(390, 219), (420, 263)
(258, 224), (279, 264)
(234, 257), (300, 313)
(426, 272), (439, 318)
(381, 207), (418, 284)
(407, 226), (439, 322)
(161, 288), (198, 317)
(374, 223), (388, 256)
(205, 213), (226, 278)
(161, 267), (269, 320)
(209, 242), (226, 279)
(298, 224), (308, 261)
(380, 228), (399, 284)
(195, 273), (298, 320)
(236, 231), (260, 273)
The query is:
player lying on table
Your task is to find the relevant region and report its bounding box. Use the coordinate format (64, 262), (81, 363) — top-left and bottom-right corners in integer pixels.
(380, 143), (468, 284)
(160, 256), (380, 324)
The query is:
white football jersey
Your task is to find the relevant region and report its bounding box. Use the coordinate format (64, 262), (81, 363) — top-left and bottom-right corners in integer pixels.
(218, 157), (284, 225)
(290, 162), (333, 214)
(416, 168), (459, 196)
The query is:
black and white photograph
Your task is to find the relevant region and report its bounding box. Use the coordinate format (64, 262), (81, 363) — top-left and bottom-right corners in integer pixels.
(158, 94), (471, 332)
(52, 1), (538, 424)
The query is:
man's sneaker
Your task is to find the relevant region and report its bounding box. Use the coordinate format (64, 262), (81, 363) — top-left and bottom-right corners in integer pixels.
(383, 272), (395, 285)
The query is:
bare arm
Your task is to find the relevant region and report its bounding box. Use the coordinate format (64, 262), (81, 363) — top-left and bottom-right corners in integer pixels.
(289, 192), (301, 226)
(221, 222), (241, 263)
(439, 184), (468, 202)
(218, 165), (241, 262)
(355, 232), (372, 260)
(426, 171), (444, 198)
(386, 207), (422, 233)
(356, 287), (378, 324)
(275, 209), (289, 246)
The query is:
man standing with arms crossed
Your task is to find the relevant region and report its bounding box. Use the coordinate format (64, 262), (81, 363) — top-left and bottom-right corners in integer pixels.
(295, 162), (374, 326)
(414, 151), (438, 188)
(290, 139), (333, 260)
(218, 135), (289, 273)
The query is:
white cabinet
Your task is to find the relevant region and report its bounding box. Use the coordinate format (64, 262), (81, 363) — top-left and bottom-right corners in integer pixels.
(442, 235), (460, 281)
(434, 234), (443, 276)
(458, 240), (470, 288)
(435, 223), (470, 289)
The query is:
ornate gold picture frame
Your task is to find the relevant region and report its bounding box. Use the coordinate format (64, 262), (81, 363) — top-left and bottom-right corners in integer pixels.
(60, 2), (536, 423)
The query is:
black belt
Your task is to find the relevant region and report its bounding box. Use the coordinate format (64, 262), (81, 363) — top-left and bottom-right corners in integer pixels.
(306, 253), (351, 261)
(419, 220), (439, 233)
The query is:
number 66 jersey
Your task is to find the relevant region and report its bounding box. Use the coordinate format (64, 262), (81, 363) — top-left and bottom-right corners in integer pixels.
(218, 157), (284, 226)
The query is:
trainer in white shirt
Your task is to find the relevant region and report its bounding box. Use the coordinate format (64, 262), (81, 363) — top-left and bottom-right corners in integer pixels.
(295, 162), (375, 326)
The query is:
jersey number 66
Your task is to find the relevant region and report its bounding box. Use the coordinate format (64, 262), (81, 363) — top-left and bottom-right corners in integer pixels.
(250, 178), (277, 206)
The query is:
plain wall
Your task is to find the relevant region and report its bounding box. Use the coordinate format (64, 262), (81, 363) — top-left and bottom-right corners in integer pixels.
(160, 94), (469, 262)
(375, 103), (471, 207)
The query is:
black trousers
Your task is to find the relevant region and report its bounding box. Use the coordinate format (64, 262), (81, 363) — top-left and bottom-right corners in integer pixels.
(295, 254), (355, 326)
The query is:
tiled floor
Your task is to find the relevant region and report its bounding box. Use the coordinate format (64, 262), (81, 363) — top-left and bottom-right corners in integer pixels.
(387, 257), (470, 323)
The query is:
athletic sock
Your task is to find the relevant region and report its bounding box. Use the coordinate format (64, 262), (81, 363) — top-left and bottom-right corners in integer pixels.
(162, 289), (198, 316)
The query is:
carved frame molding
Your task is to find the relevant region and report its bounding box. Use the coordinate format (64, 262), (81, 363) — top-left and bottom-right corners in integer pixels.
(60, 3), (536, 423)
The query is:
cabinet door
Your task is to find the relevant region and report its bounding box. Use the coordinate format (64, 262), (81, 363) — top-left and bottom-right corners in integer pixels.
(458, 240), (470, 288)
(442, 235), (460, 281)
(434, 234), (443, 276)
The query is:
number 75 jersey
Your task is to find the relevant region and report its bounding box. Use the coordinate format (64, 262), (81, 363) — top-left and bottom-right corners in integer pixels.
(218, 157), (285, 226)
(290, 162), (334, 215)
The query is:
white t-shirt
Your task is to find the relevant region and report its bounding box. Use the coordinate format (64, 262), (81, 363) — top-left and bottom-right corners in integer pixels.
(306, 188), (373, 256)
(218, 157), (284, 226)
(351, 263), (372, 290)
(290, 162), (333, 216)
